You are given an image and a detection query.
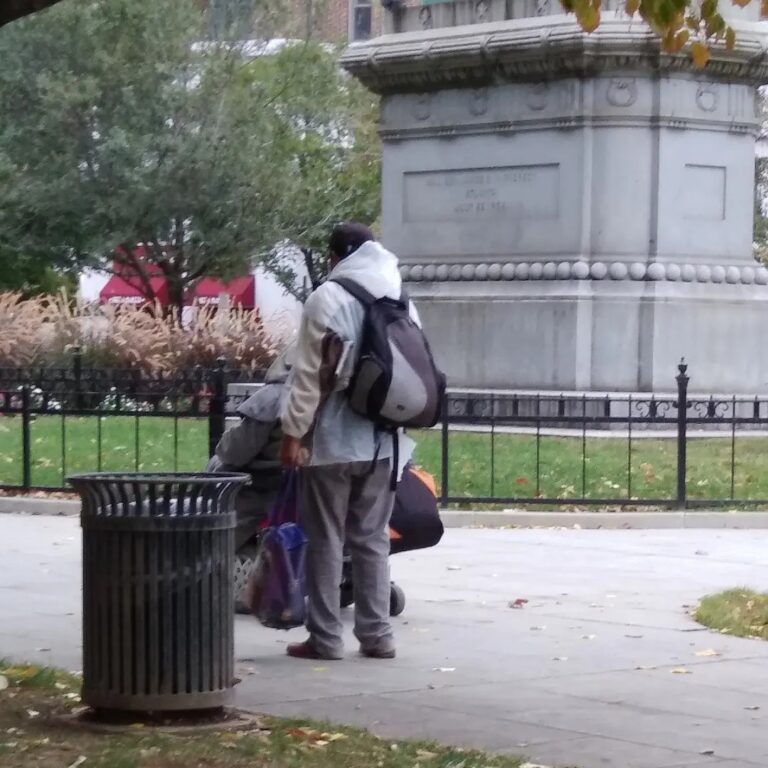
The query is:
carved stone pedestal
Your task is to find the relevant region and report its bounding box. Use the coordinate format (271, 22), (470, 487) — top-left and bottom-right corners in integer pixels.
(343, 5), (768, 392)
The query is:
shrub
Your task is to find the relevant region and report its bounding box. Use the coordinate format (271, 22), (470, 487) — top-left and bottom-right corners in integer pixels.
(0, 291), (279, 375)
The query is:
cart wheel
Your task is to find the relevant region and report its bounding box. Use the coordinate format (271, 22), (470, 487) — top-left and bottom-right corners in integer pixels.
(340, 582), (355, 609)
(389, 583), (406, 617)
(234, 545), (259, 615)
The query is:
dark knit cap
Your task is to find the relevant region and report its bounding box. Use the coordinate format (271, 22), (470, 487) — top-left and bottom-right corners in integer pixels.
(328, 221), (374, 260)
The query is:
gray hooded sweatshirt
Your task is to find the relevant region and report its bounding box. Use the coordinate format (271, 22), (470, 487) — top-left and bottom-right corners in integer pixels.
(208, 346), (295, 487)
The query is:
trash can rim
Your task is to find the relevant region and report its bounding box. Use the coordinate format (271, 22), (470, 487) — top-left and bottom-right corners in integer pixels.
(67, 471), (250, 486)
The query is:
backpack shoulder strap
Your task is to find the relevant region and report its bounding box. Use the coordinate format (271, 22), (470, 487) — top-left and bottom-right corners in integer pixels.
(330, 277), (376, 308)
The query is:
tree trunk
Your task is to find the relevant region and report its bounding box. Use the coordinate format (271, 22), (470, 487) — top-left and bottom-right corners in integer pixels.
(166, 273), (186, 325)
(0, 0), (65, 28)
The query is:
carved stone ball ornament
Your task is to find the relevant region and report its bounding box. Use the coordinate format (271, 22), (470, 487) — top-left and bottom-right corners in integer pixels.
(400, 262), (768, 285)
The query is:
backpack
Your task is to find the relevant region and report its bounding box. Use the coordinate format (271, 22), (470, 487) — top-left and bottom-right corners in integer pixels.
(331, 277), (446, 430)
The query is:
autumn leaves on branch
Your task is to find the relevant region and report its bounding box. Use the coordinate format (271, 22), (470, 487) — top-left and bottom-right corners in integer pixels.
(562, 0), (762, 67)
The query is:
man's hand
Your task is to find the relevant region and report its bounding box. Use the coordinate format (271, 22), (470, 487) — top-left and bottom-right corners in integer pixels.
(280, 435), (303, 468)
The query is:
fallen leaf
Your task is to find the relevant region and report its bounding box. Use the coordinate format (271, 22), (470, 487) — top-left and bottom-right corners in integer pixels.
(553, 656), (569, 662)
(433, 667), (456, 673)
(745, 705), (761, 711)
(582, 634), (597, 640)
(68, 759), (87, 768)
(695, 649), (721, 658)
(672, 668), (692, 675)
(699, 749), (715, 756)
(635, 665), (657, 671)
(695, 550), (709, 556)
(625, 634), (644, 639)
(312, 667), (328, 673)
(509, 598), (529, 609)
(530, 626), (546, 632)
(26, 710), (40, 719)
(326, 733), (348, 742)
(35, 648), (51, 653)
(417, 750), (438, 759)
(447, 565), (462, 571)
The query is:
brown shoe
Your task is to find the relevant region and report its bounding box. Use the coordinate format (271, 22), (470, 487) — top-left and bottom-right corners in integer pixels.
(360, 646), (396, 660)
(287, 640), (342, 661)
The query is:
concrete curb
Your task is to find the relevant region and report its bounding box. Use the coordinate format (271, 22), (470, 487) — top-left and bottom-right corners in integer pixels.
(3, 495), (768, 528)
(0, 497), (79, 516)
(439, 510), (768, 529)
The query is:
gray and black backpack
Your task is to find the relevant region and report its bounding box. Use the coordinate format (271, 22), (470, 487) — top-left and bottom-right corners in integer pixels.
(331, 277), (445, 431)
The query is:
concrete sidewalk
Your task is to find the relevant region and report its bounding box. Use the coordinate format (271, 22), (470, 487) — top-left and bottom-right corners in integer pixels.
(2, 515), (768, 768)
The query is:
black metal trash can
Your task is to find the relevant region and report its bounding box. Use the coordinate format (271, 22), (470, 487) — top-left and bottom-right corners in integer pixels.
(68, 472), (249, 715)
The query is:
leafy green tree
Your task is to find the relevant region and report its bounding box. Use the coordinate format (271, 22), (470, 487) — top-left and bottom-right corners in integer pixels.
(0, 0), (378, 309)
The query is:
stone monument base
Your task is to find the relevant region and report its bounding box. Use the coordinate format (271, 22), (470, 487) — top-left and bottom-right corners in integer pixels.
(409, 269), (768, 393)
(342, 7), (768, 394)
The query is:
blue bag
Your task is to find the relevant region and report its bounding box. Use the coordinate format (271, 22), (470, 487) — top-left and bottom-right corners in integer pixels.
(245, 470), (308, 630)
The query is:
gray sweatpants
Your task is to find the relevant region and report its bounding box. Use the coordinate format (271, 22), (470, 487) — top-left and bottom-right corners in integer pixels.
(301, 459), (395, 658)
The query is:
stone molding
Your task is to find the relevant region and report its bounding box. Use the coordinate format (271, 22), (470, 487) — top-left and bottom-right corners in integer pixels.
(380, 114), (758, 140)
(400, 261), (768, 285)
(341, 17), (768, 94)
(378, 75), (759, 138)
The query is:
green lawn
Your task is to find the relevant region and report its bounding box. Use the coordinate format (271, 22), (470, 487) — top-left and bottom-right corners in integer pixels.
(696, 589), (768, 640)
(0, 415), (209, 488)
(414, 430), (766, 502)
(0, 660), (527, 768)
(0, 415), (766, 503)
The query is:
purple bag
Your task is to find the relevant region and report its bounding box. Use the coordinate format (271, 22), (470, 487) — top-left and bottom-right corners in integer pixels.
(245, 470), (307, 630)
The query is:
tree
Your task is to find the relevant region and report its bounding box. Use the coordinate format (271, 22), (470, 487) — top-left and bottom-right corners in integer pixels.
(564, 0), (754, 66)
(754, 91), (768, 264)
(0, 0), (379, 310)
(249, 42), (381, 296)
(0, 0), (66, 29)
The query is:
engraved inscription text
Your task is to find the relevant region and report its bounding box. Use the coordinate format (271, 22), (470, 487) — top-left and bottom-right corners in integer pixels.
(403, 165), (560, 223)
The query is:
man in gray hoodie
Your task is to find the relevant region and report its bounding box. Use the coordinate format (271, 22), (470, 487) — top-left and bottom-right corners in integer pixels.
(280, 222), (416, 661)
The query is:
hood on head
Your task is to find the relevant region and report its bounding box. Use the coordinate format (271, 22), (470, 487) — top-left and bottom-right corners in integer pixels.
(328, 240), (402, 298)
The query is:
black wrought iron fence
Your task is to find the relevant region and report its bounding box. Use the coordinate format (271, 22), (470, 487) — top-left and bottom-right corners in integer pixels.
(4, 358), (768, 507)
(0, 354), (257, 491)
(437, 363), (768, 507)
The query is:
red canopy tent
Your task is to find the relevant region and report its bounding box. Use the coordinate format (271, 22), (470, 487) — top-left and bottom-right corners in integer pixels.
(98, 247), (257, 311)
(191, 276), (256, 309)
(99, 248), (171, 308)
(99, 274), (170, 307)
